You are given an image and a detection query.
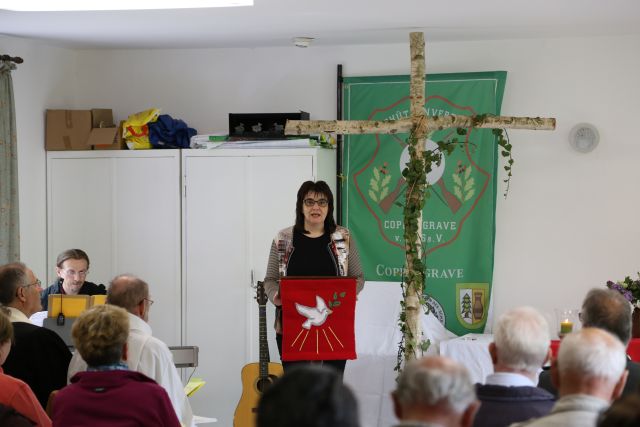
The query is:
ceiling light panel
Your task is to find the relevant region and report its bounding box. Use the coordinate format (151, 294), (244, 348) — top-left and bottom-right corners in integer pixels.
(1, 0), (252, 11)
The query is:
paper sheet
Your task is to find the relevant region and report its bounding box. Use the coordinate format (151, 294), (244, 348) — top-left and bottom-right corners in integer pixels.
(185, 377), (206, 397)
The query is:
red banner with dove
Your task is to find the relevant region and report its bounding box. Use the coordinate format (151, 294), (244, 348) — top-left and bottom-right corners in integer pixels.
(280, 277), (357, 361)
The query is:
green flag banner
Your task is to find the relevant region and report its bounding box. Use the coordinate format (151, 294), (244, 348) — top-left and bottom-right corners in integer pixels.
(341, 71), (506, 335)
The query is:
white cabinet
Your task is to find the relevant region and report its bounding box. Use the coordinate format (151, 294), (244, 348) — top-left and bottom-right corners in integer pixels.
(46, 150), (182, 346)
(46, 147), (336, 425)
(182, 148), (335, 425)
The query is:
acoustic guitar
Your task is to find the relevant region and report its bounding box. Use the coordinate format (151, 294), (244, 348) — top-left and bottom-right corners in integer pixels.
(233, 281), (283, 427)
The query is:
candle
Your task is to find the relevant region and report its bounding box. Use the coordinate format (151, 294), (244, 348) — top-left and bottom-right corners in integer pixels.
(560, 319), (573, 334)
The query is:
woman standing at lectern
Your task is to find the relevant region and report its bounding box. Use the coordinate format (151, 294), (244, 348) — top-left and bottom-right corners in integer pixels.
(263, 180), (364, 375)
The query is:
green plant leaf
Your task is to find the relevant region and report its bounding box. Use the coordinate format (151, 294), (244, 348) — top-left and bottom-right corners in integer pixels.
(380, 187), (389, 200)
(339, 292), (346, 297)
(333, 301), (341, 307)
(454, 186), (463, 200)
(464, 177), (475, 191)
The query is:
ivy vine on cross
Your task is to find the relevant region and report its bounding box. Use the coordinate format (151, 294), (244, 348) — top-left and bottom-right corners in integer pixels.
(284, 32), (556, 366)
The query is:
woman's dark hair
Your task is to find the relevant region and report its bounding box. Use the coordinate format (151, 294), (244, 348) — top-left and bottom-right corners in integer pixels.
(294, 180), (337, 234)
(257, 365), (359, 427)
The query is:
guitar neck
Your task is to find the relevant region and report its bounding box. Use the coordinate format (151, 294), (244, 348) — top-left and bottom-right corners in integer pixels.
(259, 304), (270, 379)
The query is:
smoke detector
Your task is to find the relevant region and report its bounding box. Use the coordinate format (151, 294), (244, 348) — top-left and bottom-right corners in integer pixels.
(293, 37), (314, 48)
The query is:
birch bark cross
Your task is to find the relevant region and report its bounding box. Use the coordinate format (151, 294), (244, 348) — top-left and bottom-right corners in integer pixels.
(284, 32), (556, 364)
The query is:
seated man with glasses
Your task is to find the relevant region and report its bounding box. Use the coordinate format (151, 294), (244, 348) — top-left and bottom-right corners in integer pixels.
(0, 262), (71, 409)
(40, 249), (106, 310)
(67, 274), (195, 427)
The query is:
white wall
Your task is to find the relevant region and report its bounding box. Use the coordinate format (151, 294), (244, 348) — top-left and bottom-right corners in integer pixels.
(0, 35), (78, 280)
(4, 33), (640, 326)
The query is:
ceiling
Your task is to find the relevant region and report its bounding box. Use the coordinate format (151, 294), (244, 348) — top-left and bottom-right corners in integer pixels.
(1, 0), (640, 50)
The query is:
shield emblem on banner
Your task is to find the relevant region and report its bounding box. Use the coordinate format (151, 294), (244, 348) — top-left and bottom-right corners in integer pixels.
(280, 277), (357, 361)
(456, 282), (489, 329)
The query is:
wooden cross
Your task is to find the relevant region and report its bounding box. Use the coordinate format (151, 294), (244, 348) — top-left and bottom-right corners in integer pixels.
(285, 32), (555, 362)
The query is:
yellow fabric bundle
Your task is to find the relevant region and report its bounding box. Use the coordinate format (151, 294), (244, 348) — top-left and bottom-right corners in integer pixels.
(122, 108), (160, 150)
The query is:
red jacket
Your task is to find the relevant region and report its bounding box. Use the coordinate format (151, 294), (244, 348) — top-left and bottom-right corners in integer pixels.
(52, 370), (180, 427)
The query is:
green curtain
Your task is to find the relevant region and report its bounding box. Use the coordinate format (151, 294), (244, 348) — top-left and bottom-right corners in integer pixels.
(0, 59), (19, 263)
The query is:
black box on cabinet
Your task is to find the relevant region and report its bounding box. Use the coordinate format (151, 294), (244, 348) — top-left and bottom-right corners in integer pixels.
(228, 111), (310, 140)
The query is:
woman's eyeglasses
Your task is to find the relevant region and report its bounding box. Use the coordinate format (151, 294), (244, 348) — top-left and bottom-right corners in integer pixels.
(303, 198), (328, 207)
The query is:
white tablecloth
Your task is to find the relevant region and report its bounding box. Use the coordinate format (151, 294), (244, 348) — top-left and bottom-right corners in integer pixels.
(438, 333), (494, 385)
(343, 282), (455, 427)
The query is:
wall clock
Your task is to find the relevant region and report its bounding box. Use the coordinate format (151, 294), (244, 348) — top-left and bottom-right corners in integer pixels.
(569, 123), (599, 153)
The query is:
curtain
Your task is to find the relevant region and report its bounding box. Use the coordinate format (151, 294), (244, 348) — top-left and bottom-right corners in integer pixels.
(0, 59), (19, 264)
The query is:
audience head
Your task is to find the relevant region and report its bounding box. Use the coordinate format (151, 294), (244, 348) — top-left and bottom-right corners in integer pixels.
(56, 249), (91, 295)
(72, 304), (129, 367)
(257, 365), (359, 427)
(107, 274), (152, 322)
(554, 327), (627, 401)
(490, 306), (550, 378)
(597, 393), (640, 427)
(0, 262), (42, 317)
(295, 180), (336, 234)
(0, 308), (14, 365)
(393, 356), (478, 427)
(581, 288), (632, 345)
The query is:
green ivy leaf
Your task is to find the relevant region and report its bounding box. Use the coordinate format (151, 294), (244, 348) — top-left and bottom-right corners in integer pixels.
(339, 292), (346, 297)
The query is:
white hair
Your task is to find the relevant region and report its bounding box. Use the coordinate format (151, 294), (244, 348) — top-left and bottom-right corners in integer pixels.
(395, 357), (476, 414)
(558, 327), (626, 382)
(493, 306), (550, 374)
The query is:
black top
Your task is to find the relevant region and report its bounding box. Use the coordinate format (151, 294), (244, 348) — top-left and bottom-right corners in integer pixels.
(538, 358), (640, 398)
(3, 322), (72, 408)
(40, 279), (106, 310)
(287, 230), (337, 277)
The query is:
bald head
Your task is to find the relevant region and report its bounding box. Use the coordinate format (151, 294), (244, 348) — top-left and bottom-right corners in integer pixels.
(393, 356), (478, 426)
(107, 274), (150, 320)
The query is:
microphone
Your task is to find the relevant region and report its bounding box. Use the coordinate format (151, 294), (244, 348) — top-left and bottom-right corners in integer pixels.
(57, 292), (65, 325)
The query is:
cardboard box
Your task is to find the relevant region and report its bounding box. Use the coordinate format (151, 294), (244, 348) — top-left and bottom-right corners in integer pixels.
(46, 109), (125, 151)
(45, 110), (92, 150)
(228, 111), (310, 140)
(87, 120), (125, 150)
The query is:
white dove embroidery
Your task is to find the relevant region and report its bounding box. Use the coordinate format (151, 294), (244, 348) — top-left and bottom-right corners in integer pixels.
(295, 295), (333, 329)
